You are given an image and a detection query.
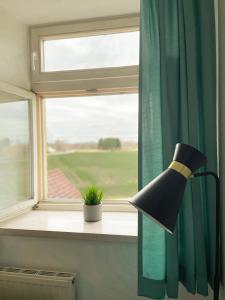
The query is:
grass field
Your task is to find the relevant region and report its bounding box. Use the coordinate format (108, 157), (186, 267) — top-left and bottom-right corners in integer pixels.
(48, 151), (138, 199)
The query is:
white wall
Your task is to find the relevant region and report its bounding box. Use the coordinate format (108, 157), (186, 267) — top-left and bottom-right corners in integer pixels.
(0, 235), (213, 300)
(0, 236), (142, 300)
(0, 6), (30, 89)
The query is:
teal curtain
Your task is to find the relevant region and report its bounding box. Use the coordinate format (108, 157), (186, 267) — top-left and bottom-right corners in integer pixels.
(138, 0), (217, 298)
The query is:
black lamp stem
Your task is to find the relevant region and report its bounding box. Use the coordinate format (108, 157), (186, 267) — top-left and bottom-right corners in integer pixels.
(193, 172), (220, 300)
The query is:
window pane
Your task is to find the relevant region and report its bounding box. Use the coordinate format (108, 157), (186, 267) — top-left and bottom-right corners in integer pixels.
(0, 99), (32, 209)
(43, 31), (139, 72)
(46, 94), (138, 200)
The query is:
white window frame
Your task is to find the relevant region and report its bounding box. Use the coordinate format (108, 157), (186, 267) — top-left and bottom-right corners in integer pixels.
(0, 81), (38, 221)
(30, 14), (139, 96)
(36, 93), (137, 212)
(30, 15), (139, 212)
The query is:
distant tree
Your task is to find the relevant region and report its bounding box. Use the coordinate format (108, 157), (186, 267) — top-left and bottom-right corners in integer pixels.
(98, 138), (121, 151)
(98, 138), (104, 150)
(53, 139), (67, 152)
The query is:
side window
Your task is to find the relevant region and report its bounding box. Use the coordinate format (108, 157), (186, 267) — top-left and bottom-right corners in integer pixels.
(0, 98), (33, 209)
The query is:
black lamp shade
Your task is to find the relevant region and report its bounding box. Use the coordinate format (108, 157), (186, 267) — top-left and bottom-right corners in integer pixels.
(130, 143), (207, 233)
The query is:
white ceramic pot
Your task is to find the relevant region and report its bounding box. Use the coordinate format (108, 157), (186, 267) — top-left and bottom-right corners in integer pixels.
(83, 204), (102, 222)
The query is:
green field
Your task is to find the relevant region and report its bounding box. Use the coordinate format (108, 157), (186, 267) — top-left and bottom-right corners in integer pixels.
(48, 151), (138, 199)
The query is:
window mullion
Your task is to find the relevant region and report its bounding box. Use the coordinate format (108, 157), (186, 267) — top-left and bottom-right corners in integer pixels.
(36, 96), (48, 201)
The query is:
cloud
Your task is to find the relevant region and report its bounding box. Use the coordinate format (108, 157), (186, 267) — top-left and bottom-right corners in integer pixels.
(0, 29), (139, 193)
(44, 31), (139, 71)
(46, 94), (138, 143)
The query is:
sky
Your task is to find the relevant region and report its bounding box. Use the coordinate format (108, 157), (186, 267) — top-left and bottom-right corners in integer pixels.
(46, 94), (138, 144)
(44, 30), (139, 144)
(0, 31), (139, 145)
(44, 31), (139, 71)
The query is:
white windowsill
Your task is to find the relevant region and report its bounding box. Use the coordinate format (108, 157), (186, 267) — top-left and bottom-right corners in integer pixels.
(37, 201), (136, 212)
(0, 210), (138, 243)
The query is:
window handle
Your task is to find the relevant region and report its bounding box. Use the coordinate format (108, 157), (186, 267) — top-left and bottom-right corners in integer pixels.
(32, 52), (38, 72)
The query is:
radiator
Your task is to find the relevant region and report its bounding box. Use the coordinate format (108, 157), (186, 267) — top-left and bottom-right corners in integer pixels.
(0, 266), (76, 300)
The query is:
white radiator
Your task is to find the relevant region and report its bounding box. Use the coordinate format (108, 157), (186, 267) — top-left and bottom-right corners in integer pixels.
(0, 266), (76, 300)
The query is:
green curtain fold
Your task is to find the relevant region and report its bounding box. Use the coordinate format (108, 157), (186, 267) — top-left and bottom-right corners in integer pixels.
(138, 0), (217, 298)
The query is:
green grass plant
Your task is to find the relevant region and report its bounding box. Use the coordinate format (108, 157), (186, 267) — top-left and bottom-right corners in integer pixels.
(82, 186), (103, 205)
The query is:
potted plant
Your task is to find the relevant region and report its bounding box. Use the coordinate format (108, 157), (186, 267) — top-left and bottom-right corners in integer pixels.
(82, 186), (103, 222)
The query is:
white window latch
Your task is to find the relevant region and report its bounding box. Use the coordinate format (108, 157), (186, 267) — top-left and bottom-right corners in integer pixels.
(32, 52), (38, 72)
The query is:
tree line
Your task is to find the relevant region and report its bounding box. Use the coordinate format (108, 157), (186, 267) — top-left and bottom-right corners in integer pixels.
(97, 138), (121, 150)
(48, 137), (122, 152)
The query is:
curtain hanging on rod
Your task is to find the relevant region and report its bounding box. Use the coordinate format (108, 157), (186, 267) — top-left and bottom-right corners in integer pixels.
(138, 0), (217, 298)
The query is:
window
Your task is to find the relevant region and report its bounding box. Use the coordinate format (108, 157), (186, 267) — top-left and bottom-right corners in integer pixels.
(45, 94), (138, 201)
(31, 15), (139, 209)
(43, 31), (139, 72)
(0, 96), (34, 210)
(30, 15), (139, 95)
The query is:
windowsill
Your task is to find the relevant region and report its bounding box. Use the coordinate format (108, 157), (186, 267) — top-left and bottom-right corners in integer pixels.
(37, 201), (136, 212)
(0, 210), (138, 243)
